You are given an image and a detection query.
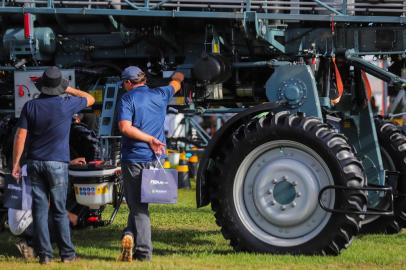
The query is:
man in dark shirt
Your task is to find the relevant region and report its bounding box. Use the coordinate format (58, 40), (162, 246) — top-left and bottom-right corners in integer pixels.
(117, 66), (184, 262)
(12, 66), (95, 264)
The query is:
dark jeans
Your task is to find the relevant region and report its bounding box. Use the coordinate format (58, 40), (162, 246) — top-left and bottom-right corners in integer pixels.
(122, 162), (157, 260)
(23, 214), (72, 249)
(27, 160), (75, 260)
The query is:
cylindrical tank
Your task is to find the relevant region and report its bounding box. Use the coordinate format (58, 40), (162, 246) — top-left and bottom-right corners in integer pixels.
(193, 54), (231, 84)
(3, 27), (56, 55)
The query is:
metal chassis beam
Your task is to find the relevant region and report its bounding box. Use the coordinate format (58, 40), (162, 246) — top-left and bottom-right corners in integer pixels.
(0, 7), (405, 24)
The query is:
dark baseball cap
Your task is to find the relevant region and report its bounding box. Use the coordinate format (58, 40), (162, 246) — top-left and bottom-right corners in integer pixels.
(121, 66), (144, 81)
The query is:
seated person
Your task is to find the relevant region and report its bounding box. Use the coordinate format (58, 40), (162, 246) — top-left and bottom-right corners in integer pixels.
(74, 112), (99, 133)
(70, 114), (100, 162)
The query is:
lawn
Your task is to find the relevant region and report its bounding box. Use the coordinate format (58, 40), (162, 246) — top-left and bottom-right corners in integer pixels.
(0, 186), (406, 270)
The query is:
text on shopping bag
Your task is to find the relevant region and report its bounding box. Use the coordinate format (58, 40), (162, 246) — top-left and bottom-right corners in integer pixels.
(141, 168), (178, 204)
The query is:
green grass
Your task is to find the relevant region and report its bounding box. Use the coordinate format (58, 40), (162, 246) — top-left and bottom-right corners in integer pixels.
(1, 187), (406, 269)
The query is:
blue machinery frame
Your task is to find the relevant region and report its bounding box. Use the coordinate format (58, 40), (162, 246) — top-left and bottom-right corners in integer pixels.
(0, 0), (405, 24)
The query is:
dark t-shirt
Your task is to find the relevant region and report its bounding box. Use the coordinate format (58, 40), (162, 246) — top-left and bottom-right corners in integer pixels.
(17, 94), (87, 162)
(117, 85), (174, 163)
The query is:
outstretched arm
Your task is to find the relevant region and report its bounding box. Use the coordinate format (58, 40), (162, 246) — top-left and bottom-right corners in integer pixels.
(65, 86), (95, 107)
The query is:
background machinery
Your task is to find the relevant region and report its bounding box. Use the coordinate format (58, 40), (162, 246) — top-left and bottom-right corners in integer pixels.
(0, 0), (405, 255)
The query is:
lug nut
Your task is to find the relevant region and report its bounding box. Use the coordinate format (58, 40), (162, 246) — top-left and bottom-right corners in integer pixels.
(270, 200), (276, 206)
(291, 202), (296, 207)
(268, 189), (273, 194)
(296, 192), (302, 198)
(280, 205), (286, 211)
(272, 178), (278, 184)
(282, 176), (288, 181)
(292, 181), (297, 186)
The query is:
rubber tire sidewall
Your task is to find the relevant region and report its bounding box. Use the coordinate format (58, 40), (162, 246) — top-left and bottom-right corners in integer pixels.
(216, 119), (361, 254)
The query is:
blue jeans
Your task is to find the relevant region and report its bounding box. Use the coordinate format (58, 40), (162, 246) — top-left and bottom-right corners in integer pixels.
(27, 160), (75, 260)
(122, 162), (155, 260)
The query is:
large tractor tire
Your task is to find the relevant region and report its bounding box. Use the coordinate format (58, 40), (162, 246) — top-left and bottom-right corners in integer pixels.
(209, 111), (367, 255)
(360, 118), (406, 234)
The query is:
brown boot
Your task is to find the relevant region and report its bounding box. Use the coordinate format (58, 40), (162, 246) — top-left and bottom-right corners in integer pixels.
(119, 234), (134, 262)
(15, 238), (36, 260)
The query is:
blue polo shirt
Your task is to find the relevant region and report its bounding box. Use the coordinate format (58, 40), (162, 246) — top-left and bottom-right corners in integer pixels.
(117, 85), (174, 163)
(17, 94), (87, 162)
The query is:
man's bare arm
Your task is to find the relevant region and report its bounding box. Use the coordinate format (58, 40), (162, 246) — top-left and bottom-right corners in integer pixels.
(65, 86), (95, 107)
(119, 120), (165, 154)
(119, 120), (154, 142)
(169, 72), (184, 94)
(12, 128), (27, 179)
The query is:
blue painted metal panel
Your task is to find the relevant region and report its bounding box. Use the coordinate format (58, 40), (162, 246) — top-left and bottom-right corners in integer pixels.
(265, 65), (322, 119)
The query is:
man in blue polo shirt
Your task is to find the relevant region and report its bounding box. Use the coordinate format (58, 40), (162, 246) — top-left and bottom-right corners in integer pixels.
(12, 66), (95, 264)
(117, 66), (184, 262)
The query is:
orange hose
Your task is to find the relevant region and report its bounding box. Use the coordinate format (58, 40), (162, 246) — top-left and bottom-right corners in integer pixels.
(331, 57), (344, 105)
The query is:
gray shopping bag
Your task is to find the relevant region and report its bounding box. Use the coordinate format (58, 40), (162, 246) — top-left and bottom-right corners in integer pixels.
(141, 160), (178, 204)
(4, 165), (32, 210)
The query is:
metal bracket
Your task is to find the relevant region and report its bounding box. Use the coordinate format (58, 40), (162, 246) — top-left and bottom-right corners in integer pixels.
(346, 49), (406, 85)
(266, 29), (285, 53)
(318, 184), (394, 216)
(243, 11), (285, 53)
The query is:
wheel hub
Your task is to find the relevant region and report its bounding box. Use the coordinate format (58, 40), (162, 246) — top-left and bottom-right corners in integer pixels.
(273, 179), (296, 205)
(252, 159), (319, 227)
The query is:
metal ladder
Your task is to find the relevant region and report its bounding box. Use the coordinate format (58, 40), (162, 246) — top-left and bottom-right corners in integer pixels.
(99, 82), (120, 136)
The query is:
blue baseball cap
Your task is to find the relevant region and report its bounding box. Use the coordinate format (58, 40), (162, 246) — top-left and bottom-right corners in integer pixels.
(121, 66), (144, 81)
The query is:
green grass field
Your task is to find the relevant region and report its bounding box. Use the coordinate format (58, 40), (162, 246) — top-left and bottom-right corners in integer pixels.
(1, 187), (406, 270)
